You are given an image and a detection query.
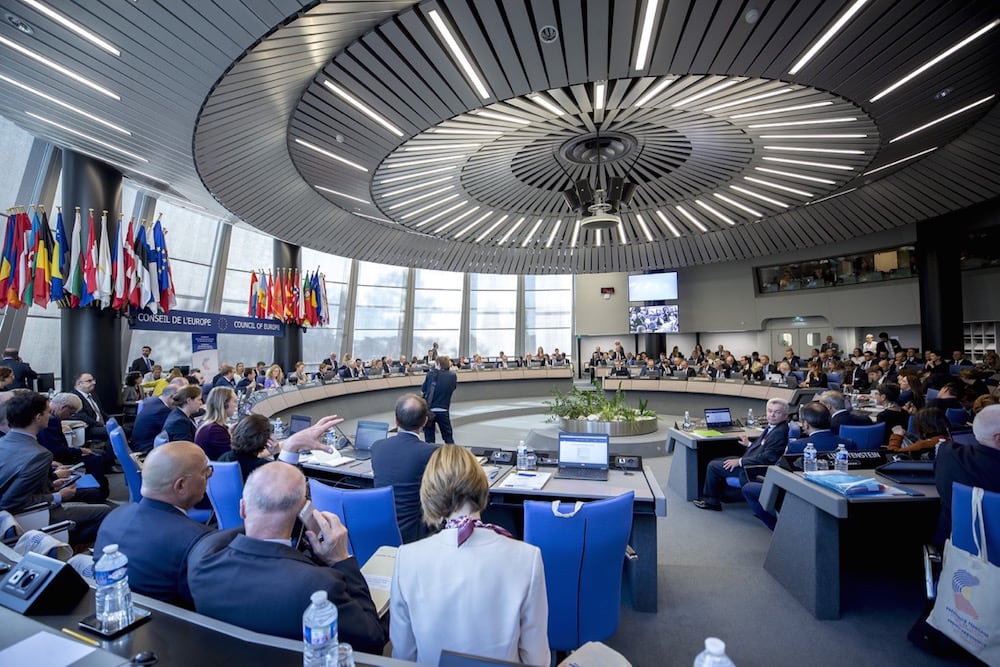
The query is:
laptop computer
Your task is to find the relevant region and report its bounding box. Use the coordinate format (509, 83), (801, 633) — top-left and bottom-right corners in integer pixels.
(875, 459), (936, 485)
(288, 414), (312, 435)
(350, 420), (389, 460)
(703, 408), (744, 432)
(555, 432), (609, 481)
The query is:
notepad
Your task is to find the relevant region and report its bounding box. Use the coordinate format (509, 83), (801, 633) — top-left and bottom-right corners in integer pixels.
(691, 429), (725, 437)
(304, 450), (352, 467)
(497, 471), (551, 490)
(361, 546), (396, 617)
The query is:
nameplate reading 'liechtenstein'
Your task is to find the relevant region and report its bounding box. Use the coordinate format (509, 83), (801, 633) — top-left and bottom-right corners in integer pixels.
(129, 309), (285, 337)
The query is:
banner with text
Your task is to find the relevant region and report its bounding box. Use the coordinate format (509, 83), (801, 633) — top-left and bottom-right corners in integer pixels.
(129, 309), (285, 337)
(192, 334), (219, 380)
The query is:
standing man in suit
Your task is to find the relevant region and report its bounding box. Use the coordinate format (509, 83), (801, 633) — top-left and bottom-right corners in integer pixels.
(421, 356), (457, 444)
(820, 336), (840, 357)
(70, 372), (110, 443)
(95, 441), (213, 608)
(371, 394), (438, 543)
(129, 346), (155, 374)
(694, 398), (790, 511)
(0, 348), (38, 390)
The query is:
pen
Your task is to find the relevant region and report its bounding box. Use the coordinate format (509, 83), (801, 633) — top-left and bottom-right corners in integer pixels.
(61, 628), (99, 647)
(516, 472), (536, 477)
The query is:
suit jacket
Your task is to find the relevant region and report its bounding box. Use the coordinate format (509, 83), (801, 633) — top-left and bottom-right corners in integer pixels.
(70, 388), (106, 428)
(0, 358), (37, 389)
(371, 432), (437, 543)
(934, 441), (1000, 545)
(131, 397), (172, 453)
(390, 527), (549, 666)
(129, 356), (155, 373)
(741, 422), (790, 468)
(37, 415), (82, 464)
(639, 366), (662, 378)
(830, 409), (872, 435)
(778, 372), (800, 389)
(609, 367), (631, 377)
(0, 431), (55, 512)
(187, 529), (385, 651)
(163, 408), (196, 442)
(786, 429), (852, 454)
(95, 498), (211, 608)
(421, 368), (457, 411)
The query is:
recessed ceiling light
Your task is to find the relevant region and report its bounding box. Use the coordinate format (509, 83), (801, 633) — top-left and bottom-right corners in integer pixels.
(655, 210), (681, 237)
(403, 143), (481, 152)
(5, 11), (33, 35)
(713, 192), (763, 217)
(595, 229), (602, 247)
(473, 109), (532, 125)
(749, 117), (857, 129)
(634, 213), (653, 242)
(322, 80), (404, 137)
(529, 94), (564, 116)
(432, 128), (502, 135)
(428, 9), (490, 100)
(764, 145), (865, 155)
(436, 206), (479, 233)
(594, 82), (606, 111)
(635, 77), (675, 107)
(66, 146), (158, 180)
(934, 87), (953, 101)
(761, 156), (854, 170)
(695, 200), (736, 226)
(377, 165), (456, 183)
(758, 134), (867, 139)
(788, 0), (870, 75)
(412, 200), (467, 227)
(0, 72), (130, 134)
(353, 212), (395, 224)
(675, 205), (707, 232)
(730, 101), (833, 119)
(862, 147), (938, 175)
(889, 94), (995, 143)
(497, 217), (525, 244)
(744, 8), (760, 24)
(455, 210), (493, 239)
(25, 111), (146, 161)
(386, 186), (454, 210)
(870, 20), (999, 102)
(294, 138), (367, 171)
(570, 220), (581, 247)
(19, 0), (120, 56)
(617, 220), (628, 244)
(383, 176), (453, 196)
(744, 176), (813, 198)
(0, 35), (119, 99)
(755, 167), (836, 184)
(314, 185), (369, 204)
(633, 0), (661, 71)
(521, 218), (544, 247)
(383, 154), (464, 169)
(399, 194), (460, 220)
(807, 188), (857, 205)
(671, 79), (740, 108)
(545, 219), (563, 248)
(730, 185), (788, 207)
(702, 88), (792, 112)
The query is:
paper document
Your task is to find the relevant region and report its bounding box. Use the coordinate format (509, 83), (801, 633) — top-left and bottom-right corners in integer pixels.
(498, 471), (551, 490)
(362, 546), (397, 617)
(0, 631), (94, 667)
(305, 450), (352, 467)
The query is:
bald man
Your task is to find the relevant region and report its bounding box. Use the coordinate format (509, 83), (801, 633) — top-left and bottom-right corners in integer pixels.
(188, 463), (386, 651)
(95, 441), (213, 608)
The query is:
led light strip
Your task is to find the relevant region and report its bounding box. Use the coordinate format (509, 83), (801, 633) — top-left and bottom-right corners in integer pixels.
(695, 200), (736, 226)
(749, 117), (856, 129)
(529, 94), (564, 116)
(713, 193), (762, 218)
(382, 176), (453, 197)
(378, 166), (456, 183)
(428, 9), (490, 99)
(595, 229), (602, 248)
(412, 200), (466, 227)
(545, 219), (563, 248)
(569, 220), (581, 247)
(436, 206), (479, 233)
(744, 176), (813, 198)
(594, 82), (606, 111)
(755, 167), (836, 185)
(633, 0), (661, 71)
(807, 188), (857, 206)
(0, 72), (130, 134)
(432, 128), (501, 136)
(862, 147), (938, 175)
(404, 143), (481, 152)
(19, 0), (120, 56)
(383, 154), (464, 169)
(730, 185), (788, 208)
(387, 186), (454, 210)
(762, 156), (854, 171)
(635, 77), (675, 107)
(703, 88), (793, 112)
(474, 109), (532, 125)
(730, 101), (833, 119)
(764, 145), (865, 155)
(675, 206), (707, 232)
(323, 81), (403, 137)
(455, 210), (493, 239)
(25, 111), (146, 161)
(497, 217), (525, 244)
(890, 95), (995, 143)
(671, 79), (739, 108)
(399, 194), (460, 221)
(521, 219), (544, 247)
(314, 185), (369, 204)
(0, 35), (119, 100)
(474, 215), (508, 243)
(634, 213), (653, 241)
(758, 134), (867, 139)
(354, 212), (395, 224)
(789, 0), (870, 75)
(617, 220), (628, 244)
(655, 210), (681, 237)
(294, 138), (368, 172)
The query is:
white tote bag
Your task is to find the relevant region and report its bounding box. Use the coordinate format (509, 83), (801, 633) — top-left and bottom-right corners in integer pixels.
(928, 487), (1000, 666)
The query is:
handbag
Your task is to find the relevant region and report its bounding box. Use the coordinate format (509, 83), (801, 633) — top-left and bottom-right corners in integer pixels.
(928, 486), (1000, 666)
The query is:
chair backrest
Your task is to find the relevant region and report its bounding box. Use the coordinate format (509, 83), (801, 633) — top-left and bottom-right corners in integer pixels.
(926, 388), (940, 400)
(354, 420), (390, 452)
(136, 399), (146, 415)
(945, 408), (968, 428)
(108, 426), (142, 503)
(523, 491), (635, 652)
(105, 417), (119, 436)
(953, 432), (979, 446)
(153, 431), (170, 448)
(827, 372), (841, 385)
(838, 423), (885, 451)
(951, 483), (1000, 566)
(827, 380), (842, 392)
(206, 462), (244, 530)
(307, 480), (401, 565)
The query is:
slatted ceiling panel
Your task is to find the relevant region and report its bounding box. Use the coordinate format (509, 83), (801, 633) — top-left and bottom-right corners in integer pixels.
(398, 12), (484, 112)
(334, 51), (431, 132)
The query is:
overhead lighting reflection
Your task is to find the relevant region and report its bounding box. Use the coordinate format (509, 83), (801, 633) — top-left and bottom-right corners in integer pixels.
(788, 0), (870, 75)
(294, 137), (368, 171)
(19, 0), (121, 56)
(0, 35), (120, 99)
(428, 9), (490, 99)
(0, 72), (130, 134)
(25, 111), (146, 161)
(889, 95), (995, 143)
(323, 81), (404, 137)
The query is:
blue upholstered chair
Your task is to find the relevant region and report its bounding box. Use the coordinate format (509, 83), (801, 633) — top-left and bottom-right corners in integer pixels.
(838, 423), (885, 451)
(953, 432), (979, 446)
(307, 481), (401, 565)
(153, 430), (170, 448)
(926, 388), (939, 401)
(951, 483), (1000, 565)
(108, 425), (142, 503)
(945, 408), (969, 429)
(523, 491), (634, 652)
(105, 417), (119, 435)
(206, 461), (244, 530)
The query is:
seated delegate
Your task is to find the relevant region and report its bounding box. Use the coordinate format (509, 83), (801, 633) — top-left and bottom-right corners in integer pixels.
(390, 445), (549, 666)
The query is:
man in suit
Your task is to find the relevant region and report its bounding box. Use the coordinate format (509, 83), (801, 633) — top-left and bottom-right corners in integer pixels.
(371, 394), (438, 543)
(38, 392), (112, 500)
(694, 398), (790, 511)
(212, 364), (237, 388)
(421, 356), (458, 444)
(818, 390), (872, 435)
(775, 361), (799, 388)
(187, 462), (386, 651)
(639, 358), (662, 378)
(69, 372), (110, 443)
(820, 336), (840, 357)
(609, 359), (631, 377)
(876, 331), (901, 359)
(95, 441), (213, 608)
(129, 346), (155, 374)
(786, 402), (851, 453)
(0, 348), (38, 390)
(0, 391), (111, 545)
(130, 379), (187, 453)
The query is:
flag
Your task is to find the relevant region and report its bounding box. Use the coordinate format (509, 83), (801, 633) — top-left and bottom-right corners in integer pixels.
(111, 216), (126, 310)
(7, 210), (31, 308)
(272, 269), (284, 320)
(125, 219), (139, 309)
(80, 210), (97, 307)
(67, 208), (85, 307)
(292, 268), (302, 324)
(284, 269), (294, 322)
(152, 219), (175, 312)
(312, 271), (323, 326)
(256, 270), (266, 318)
(0, 212), (16, 308)
(248, 270), (258, 317)
(22, 210), (41, 306)
(143, 222), (159, 312)
(50, 210), (68, 302)
(303, 271), (315, 326)
(265, 271), (273, 318)
(133, 223), (153, 310)
(31, 212), (52, 309)
(96, 211), (112, 308)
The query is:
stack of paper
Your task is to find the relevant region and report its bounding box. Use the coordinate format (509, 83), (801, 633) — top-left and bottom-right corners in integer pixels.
(361, 546), (396, 617)
(304, 450), (351, 467)
(498, 471), (551, 490)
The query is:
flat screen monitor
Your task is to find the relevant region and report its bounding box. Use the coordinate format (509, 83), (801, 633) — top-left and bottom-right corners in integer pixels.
(628, 272), (678, 301)
(628, 304), (679, 334)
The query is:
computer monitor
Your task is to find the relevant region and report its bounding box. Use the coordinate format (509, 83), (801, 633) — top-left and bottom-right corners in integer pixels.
(34, 373), (55, 393)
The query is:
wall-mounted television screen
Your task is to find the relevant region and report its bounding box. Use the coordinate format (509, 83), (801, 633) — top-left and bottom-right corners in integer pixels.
(629, 305), (679, 334)
(628, 272), (678, 301)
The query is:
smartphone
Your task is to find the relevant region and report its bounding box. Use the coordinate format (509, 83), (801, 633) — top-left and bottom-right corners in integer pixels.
(297, 500), (322, 537)
(68, 462), (86, 471)
(55, 472), (83, 490)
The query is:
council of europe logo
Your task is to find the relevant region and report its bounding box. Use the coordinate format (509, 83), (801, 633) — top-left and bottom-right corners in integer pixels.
(951, 569), (980, 619)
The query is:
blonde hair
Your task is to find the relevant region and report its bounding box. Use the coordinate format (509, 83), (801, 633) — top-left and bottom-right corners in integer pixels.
(200, 386), (235, 428)
(420, 445), (488, 527)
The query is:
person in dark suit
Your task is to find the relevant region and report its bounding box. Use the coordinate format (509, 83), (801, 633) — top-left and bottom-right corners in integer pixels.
(785, 402), (852, 453)
(818, 390), (873, 435)
(876, 332), (901, 359)
(0, 348), (37, 390)
(187, 462), (386, 651)
(38, 392), (112, 500)
(820, 336), (840, 357)
(95, 441), (213, 608)
(421, 356), (457, 444)
(163, 385), (204, 442)
(129, 346), (155, 374)
(775, 361), (800, 389)
(211, 364), (237, 389)
(0, 391), (111, 545)
(609, 360), (631, 377)
(371, 394), (438, 543)
(694, 398), (790, 511)
(130, 380), (185, 453)
(639, 359), (663, 378)
(69, 372), (112, 443)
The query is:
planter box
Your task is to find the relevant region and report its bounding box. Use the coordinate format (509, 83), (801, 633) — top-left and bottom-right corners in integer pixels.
(560, 418), (658, 437)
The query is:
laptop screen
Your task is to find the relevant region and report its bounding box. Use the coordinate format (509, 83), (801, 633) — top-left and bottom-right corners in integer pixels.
(289, 414), (312, 435)
(558, 432), (609, 470)
(704, 408), (733, 427)
(354, 421), (389, 452)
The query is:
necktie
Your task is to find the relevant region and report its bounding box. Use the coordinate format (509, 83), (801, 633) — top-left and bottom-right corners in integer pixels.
(87, 394), (103, 424)
(146, 358), (152, 371)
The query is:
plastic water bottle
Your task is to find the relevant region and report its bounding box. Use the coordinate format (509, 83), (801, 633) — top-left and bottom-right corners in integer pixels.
(94, 544), (134, 633)
(303, 590), (338, 667)
(803, 443), (818, 472)
(516, 440), (528, 470)
(746, 409), (755, 428)
(834, 444), (849, 473)
(683, 411), (692, 430)
(694, 637), (735, 666)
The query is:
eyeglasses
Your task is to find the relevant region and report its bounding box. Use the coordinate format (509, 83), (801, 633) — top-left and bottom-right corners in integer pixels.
(184, 465), (213, 481)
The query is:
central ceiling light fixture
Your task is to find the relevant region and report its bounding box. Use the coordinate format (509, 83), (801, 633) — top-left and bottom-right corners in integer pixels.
(558, 124), (640, 231)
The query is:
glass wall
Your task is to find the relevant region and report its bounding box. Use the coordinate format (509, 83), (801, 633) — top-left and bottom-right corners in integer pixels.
(469, 273), (517, 357)
(756, 245), (917, 293)
(352, 261), (407, 361)
(524, 275), (573, 355)
(413, 268), (462, 359)
(300, 247), (351, 363)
